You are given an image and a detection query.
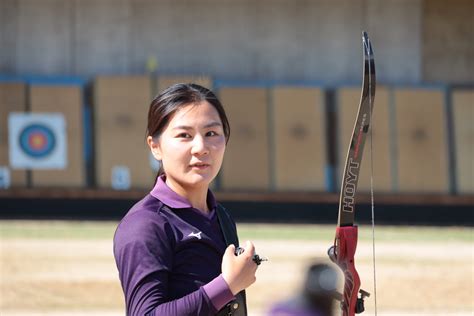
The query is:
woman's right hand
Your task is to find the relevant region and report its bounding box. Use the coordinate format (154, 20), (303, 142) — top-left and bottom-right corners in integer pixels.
(221, 240), (258, 295)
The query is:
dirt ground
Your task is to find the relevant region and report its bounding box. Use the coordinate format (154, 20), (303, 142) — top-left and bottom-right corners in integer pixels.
(1, 224), (472, 316)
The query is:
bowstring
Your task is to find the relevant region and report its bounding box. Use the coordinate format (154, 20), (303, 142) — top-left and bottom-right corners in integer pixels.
(368, 38), (378, 316)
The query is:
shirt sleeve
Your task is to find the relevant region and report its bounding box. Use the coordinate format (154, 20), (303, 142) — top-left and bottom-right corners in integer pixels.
(113, 210), (234, 316)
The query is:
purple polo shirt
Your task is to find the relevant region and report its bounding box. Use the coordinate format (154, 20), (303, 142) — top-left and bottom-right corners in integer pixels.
(113, 176), (235, 315)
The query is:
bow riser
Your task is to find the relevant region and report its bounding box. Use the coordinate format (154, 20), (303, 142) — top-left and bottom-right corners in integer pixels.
(335, 226), (361, 316)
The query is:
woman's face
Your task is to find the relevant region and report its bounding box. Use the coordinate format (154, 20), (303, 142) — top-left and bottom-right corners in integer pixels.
(149, 101), (226, 191)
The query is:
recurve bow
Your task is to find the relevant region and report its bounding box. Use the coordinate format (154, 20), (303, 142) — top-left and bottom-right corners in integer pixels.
(328, 31), (376, 316)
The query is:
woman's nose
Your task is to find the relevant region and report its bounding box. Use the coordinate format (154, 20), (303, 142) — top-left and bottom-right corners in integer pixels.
(191, 135), (209, 155)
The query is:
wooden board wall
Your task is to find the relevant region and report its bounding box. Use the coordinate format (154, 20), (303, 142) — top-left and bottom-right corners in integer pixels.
(337, 86), (392, 192)
(272, 87), (326, 191)
(394, 88), (448, 193)
(0, 82), (27, 187)
(219, 87), (270, 190)
(94, 76), (153, 189)
(452, 90), (473, 193)
(30, 85), (85, 187)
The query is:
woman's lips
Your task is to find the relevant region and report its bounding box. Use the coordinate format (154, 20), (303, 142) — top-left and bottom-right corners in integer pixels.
(190, 163), (210, 169)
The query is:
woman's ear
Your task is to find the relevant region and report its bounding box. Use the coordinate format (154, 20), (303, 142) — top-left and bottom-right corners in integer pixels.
(147, 136), (162, 161)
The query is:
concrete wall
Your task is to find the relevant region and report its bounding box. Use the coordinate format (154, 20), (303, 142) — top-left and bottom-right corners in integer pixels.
(0, 0), (471, 84)
(422, 0), (474, 83)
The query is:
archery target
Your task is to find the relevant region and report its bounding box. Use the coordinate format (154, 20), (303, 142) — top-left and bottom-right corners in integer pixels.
(19, 124), (56, 158)
(8, 113), (67, 169)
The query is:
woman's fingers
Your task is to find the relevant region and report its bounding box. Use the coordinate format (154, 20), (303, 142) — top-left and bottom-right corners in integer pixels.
(244, 240), (255, 258)
(221, 241), (260, 294)
(225, 244), (236, 256)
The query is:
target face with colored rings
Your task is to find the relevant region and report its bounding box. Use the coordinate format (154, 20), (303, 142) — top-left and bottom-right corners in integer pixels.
(9, 113), (66, 169)
(19, 124), (56, 158)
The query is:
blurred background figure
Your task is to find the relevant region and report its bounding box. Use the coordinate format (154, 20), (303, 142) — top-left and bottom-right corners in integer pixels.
(267, 262), (342, 316)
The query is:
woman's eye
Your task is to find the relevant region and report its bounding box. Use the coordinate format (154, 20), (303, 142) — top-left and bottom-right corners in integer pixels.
(177, 133), (191, 138)
(206, 131), (218, 137)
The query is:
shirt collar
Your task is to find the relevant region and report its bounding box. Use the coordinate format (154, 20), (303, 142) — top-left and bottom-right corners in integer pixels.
(150, 175), (217, 210)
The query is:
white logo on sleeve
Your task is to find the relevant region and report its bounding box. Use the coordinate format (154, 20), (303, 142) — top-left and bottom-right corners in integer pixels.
(188, 231), (202, 240)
